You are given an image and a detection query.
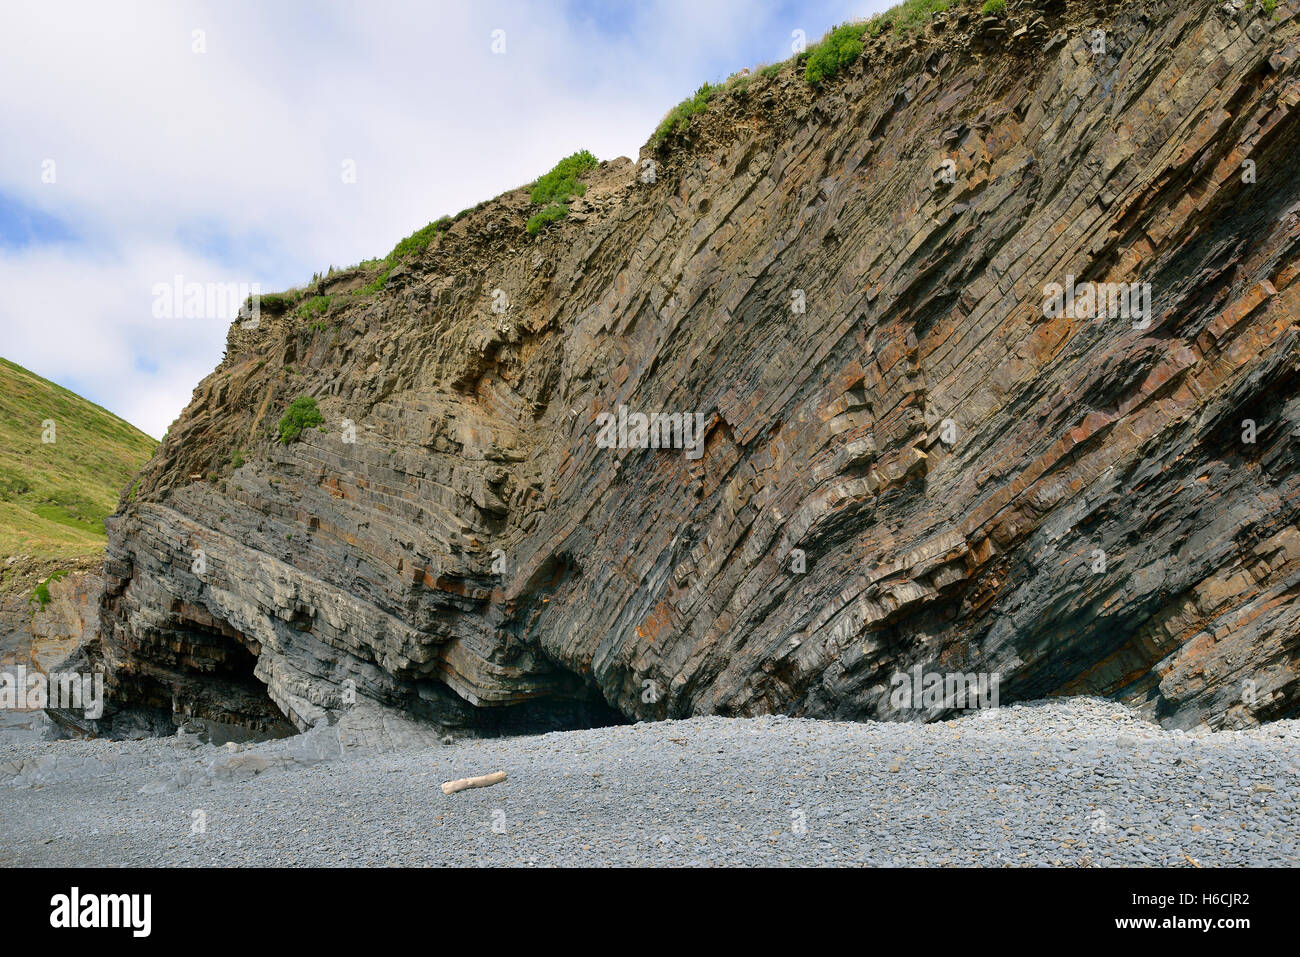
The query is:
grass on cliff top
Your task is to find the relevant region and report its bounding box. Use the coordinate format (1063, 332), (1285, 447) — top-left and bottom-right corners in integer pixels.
(353, 208), (477, 293)
(804, 23), (870, 83)
(806, 1), (960, 81)
(0, 357), (156, 564)
(389, 215), (453, 261)
(650, 0), (962, 142)
(290, 3), (971, 293)
(651, 83), (720, 148)
(530, 150), (598, 205)
(527, 150), (599, 235)
(874, 0), (959, 35)
(317, 149), (599, 291)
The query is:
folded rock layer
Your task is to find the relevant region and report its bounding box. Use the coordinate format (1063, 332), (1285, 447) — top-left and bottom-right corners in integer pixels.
(81, 0), (1300, 737)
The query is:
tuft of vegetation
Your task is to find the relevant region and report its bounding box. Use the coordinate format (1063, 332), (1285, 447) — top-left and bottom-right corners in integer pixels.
(295, 295), (331, 319)
(530, 150), (598, 205)
(256, 292), (295, 315)
(861, 0), (958, 37)
(231, 450), (245, 469)
(525, 150), (599, 236)
(385, 215), (454, 263)
(527, 203), (570, 235)
(1258, 0), (1277, 13)
(805, 22), (869, 84)
(359, 264), (394, 294)
(725, 71), (751, 93)
(652, 83), (719, 148)
(388, 222), (441, 260)
(29, 569), (69, 612)
(981, 0), (1006, 14)
(277, 396), (324, 445)
(893, 0), (957, 32)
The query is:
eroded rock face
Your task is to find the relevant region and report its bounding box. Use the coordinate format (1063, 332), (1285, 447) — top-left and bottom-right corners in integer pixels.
(1, 556), (101, 676)
(82, 0), (1300, 737)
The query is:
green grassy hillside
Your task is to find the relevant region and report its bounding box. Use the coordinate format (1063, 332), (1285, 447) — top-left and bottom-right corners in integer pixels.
(0, 357), (156, 563)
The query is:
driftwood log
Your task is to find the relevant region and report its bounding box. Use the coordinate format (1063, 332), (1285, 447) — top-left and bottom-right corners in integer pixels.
(441, 771), (507, 795)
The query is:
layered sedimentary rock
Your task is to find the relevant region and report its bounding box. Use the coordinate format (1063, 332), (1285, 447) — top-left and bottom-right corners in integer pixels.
(78, 0), (1300, 738)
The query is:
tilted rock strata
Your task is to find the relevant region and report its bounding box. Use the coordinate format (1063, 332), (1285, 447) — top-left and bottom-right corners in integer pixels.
(81, 0), (1300, 738)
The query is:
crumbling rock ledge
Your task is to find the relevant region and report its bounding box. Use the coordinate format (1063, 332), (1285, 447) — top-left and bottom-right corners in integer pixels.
(70, 0), (1300, 738)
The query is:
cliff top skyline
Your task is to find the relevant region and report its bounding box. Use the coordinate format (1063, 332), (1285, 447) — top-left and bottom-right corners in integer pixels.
(0, 0), (880, 439)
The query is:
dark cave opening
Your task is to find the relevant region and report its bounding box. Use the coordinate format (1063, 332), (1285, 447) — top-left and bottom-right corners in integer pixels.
(473, 690), (631, 736)
(109, 609), (299, 745)
(405, 673), (630, 738)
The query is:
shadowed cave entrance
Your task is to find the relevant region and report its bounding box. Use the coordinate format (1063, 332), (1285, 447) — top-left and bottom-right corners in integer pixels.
(125, 607), (298, 745)
(404, 665), (630, 737)
(451, 690), (629, 736)
(154, 607), (628, 741)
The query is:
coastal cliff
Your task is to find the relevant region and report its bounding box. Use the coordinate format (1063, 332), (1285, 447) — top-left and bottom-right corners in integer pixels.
(76, 0), (1300, 739)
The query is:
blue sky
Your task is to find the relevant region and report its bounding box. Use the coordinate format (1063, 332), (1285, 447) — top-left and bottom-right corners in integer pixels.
(0, 0), (890, 438)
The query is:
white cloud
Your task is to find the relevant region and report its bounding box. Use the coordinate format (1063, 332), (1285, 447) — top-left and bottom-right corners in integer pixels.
(0, 241), (232, 436)
(0, 0), (879, 438)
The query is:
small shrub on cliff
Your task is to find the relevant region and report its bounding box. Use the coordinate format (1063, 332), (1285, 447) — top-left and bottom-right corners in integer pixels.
(277, 396), (324, 445)
(527, 203), (570, 235)
(525, 150), (599, 235)
(530, 150), (598, 205)
(980, 0), (1006, 15)
(29, 569), (69, 612)
(804, 23), (868, 84)
(652, 83), (718, 147)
